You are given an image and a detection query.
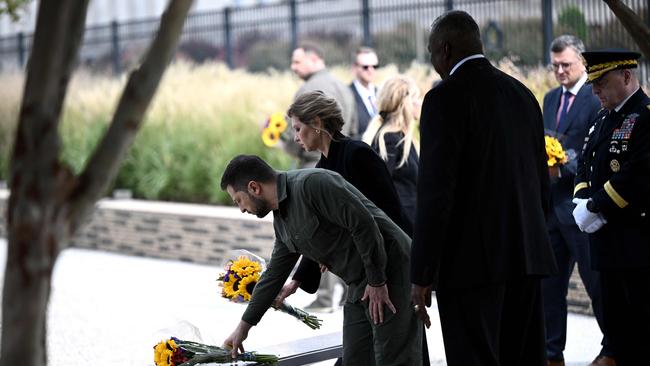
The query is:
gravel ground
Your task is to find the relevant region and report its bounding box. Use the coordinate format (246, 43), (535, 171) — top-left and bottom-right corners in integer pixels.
(0, 239), (601, 366)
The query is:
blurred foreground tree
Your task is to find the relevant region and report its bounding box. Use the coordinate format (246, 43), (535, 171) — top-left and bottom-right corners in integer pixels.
(0, 1), (193, 366)
(604, 0), (650, 59)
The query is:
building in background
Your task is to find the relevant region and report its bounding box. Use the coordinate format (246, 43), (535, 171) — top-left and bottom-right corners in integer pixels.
(0, 0), (277, 37)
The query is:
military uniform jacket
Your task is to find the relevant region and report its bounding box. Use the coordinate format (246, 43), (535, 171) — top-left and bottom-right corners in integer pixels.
(242, 169), (411, 326)
(574, 88), (650, 270)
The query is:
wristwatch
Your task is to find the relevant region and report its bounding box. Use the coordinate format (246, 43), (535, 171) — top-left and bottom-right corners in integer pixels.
(586, 199), (600, 213)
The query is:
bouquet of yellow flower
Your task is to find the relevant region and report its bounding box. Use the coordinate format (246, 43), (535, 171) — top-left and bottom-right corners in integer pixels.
(153, 337), (278, 366)
(261, 112), (288, 147)
(545, 135), (568, 167)
(217, 251), (322, 330)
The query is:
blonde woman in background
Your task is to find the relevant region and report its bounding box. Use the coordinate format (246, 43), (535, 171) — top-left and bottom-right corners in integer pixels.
(362, 75), (421, 231)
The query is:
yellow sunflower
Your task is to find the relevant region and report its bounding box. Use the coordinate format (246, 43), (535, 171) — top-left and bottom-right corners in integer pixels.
(545, 135), (567, 167)
(262, 127), (281, 147)
(237, 272), (260, 302)
(222, 273), (240, 300)
(230, 256), (263, 278)
(269, 112), (288, 132)
(153, 339), (176, 366)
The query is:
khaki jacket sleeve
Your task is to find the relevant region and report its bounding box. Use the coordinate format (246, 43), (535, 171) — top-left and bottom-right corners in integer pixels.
(241, 238), (299, 325)
(302, 172), (388, 286)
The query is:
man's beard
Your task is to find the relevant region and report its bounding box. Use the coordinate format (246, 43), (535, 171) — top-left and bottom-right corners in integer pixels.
(250, 194), (272, 218)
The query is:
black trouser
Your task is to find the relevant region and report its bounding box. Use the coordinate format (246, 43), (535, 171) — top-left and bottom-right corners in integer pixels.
(541, 210), (610, 361)
(600, 269), (650, 366)
(437, 277), (546, 366)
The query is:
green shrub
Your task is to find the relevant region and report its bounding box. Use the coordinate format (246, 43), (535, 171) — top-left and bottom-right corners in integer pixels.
(557, 6), (588, 42)
(0, 61), (559, 205)
(246, 41), (290, 73)
(374, 22), (422, 70)
(484, 18), (543, 66)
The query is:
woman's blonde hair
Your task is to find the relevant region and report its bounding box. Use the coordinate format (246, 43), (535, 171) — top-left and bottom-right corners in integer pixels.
(362, 75), (420, 168)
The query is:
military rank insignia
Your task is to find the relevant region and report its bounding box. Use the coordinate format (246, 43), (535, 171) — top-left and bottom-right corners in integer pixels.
(610, 159), (621, 172)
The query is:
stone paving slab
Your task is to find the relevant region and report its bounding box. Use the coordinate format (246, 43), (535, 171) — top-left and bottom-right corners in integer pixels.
(0, 239), (601, 366)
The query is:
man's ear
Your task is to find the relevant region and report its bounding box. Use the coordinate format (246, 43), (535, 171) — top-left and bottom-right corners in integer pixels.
(623, 69), (632, 85)
(247, 181), (262, 196)
(442, 42), (451, 61)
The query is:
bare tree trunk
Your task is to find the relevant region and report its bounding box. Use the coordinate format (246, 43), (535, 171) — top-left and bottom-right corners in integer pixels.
(1, 1), (193, 366)
(604, 0), (650, 59)
(2, 2), (89, 365)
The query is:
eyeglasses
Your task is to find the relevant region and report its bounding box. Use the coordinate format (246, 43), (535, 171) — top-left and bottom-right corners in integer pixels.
(549, 62), (576, 71)
(358, 64), (379, 70)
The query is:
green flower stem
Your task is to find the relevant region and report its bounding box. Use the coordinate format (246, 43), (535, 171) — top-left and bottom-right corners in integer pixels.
(272, 302), (323, 330)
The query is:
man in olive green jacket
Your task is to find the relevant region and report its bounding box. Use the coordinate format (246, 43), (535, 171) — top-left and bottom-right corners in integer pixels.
(220, 154), (422, 366)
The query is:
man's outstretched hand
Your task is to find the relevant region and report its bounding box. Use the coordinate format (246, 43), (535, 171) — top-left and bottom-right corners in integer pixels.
(223, 320), (252, 359)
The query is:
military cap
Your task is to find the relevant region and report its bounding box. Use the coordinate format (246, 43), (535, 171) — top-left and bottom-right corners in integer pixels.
(582, 49), (641, 82)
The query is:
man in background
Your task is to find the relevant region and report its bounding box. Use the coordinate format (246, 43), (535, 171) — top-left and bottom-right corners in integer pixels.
(283, 43), (357, 312)
(350, 47), (379, 138)
(541, 35), (613, 366)
(284, 43), (357, 168)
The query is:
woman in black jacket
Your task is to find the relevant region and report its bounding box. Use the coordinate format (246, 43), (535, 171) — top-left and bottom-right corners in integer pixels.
(362, 75), (421, 231)
(274, 90), (429, 366)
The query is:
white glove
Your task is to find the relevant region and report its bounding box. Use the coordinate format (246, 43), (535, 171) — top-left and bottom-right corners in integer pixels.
(572, 198), (607, 233)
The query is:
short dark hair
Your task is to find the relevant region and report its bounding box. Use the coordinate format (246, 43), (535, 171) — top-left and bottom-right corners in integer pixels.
(430, 10), (483, 55)
(287, 90), (345, 134)
(298, 42), (325, 59)
(550, 35), (585, 54)
(220, 155), (277, 192)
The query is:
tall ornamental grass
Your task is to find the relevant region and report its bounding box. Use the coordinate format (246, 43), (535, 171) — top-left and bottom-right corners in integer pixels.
(0, 59), (557, 205)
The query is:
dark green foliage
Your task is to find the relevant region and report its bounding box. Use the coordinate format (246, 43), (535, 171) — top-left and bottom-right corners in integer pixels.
(374, 22), (425, 69)
(483, 18), (543, 66)
(247, 41), (290, 72)
(557, 5), (588, 42)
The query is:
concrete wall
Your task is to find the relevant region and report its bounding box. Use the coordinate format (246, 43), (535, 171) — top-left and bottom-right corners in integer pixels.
(0, 189), (594, 315)
(0, 190), (275, 266)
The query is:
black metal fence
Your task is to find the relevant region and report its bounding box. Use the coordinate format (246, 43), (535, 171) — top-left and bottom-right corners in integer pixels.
(0, 0), (648, 78)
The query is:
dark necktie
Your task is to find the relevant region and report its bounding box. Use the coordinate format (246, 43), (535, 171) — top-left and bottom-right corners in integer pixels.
(557, 91), (572, 130)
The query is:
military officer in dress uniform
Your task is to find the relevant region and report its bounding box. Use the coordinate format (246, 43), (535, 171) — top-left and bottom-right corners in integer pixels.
(573, 49), (650, 366)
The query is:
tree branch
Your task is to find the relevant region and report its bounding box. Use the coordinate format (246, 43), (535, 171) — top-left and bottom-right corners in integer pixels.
(603, 0), (650, 59)
(9, 0), (89, 242)
(68, 0), (193, 232)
